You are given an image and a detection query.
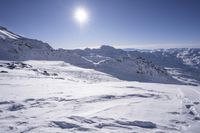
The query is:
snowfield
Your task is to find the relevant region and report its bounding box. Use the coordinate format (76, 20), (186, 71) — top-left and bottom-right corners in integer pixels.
(0, 60), (200, 133)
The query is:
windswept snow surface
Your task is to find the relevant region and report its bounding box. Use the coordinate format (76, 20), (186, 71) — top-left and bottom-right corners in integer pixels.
(0, 60), (200, 133)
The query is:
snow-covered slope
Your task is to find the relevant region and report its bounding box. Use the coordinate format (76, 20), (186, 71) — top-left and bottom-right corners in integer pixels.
(176, 48), (200, 69)
(0, 26), (53, 60)
(0, 26), (179, 84)
(127, 48), (200, 85)
(67, 45), (179, 83)
(0, 60), (200, 133)
(0, 26), (20, 40)
(126, 48), (200, 69)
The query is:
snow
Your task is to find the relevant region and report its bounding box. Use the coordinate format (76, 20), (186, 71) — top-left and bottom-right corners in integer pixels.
(0, 26), (200, 132)
(165, 67), (200, 86)
(0, 26), (199, 84)
(0, 29), (20, 40)
(0, 29), (180, 84)
(0, 60), (200, 133)
(127, 48), (200, 85)
(81, 55), (111, 65)
(0, 34), (6, 40)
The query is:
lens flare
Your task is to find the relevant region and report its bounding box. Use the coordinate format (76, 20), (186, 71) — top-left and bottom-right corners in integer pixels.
(74, 7), (89, 25)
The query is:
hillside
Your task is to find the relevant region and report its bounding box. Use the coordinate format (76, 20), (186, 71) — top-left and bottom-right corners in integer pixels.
(126, 48), (200, 85)
(0, 60), (200, 133)
(0, 26), (181, 84)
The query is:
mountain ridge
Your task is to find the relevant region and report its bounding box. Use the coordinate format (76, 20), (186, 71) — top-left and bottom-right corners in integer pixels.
(1, 26), (199, 85)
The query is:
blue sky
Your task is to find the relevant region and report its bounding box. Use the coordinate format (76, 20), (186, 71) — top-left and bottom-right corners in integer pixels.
(0, 0), (200, 49)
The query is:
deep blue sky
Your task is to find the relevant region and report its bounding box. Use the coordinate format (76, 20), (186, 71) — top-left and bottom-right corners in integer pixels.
(0, 0), (200, 49)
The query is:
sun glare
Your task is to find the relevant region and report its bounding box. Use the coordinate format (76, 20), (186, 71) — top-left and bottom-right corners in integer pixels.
(74, 7), (89, 25)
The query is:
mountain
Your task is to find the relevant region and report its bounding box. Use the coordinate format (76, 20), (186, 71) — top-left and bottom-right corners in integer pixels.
(126, 48), (200, 85)
(0, 26), (53, 60)
(0, 26), (196, 84)
(70, 45), (178, 83)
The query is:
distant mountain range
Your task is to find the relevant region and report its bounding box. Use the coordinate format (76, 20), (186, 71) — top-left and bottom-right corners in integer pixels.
(0, 26), (199, 85)
(125, 48), (200, 85)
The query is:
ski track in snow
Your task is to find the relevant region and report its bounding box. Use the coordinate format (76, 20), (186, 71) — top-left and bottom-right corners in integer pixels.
(0, 60), (200, 133)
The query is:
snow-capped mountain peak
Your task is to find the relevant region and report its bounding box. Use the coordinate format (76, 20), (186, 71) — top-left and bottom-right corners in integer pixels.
(0, 26), (20, 40)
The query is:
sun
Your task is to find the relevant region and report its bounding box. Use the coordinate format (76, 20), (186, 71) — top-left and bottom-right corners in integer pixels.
(74, 7), (89, 25)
